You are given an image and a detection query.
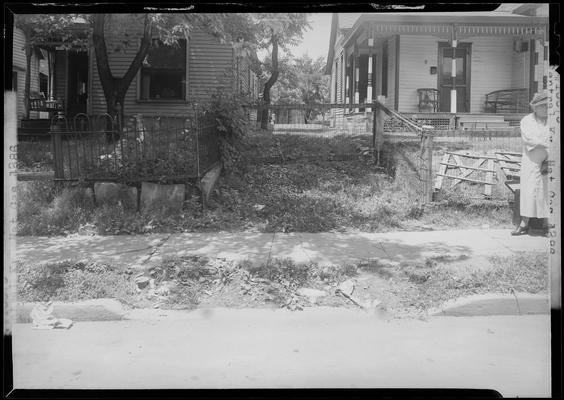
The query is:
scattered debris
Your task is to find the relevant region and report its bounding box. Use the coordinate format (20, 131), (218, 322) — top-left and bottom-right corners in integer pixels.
(337, 279), (355, 296)
(296, 288), (328, 304)
(336, 289), (366, 309)
(30, 302), (73, 330)
(135, 276), (151, 289)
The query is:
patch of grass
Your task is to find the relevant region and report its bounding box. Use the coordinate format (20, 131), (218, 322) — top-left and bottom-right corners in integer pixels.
(244, 258), (311, 287)
(401, 252), (548, 310)
(17, 183), (95, 236)
(17, 260), (136, 302)
(240, 258), (358, 287)
(156, 255), (214, 283)
(163, 284), (199, 309)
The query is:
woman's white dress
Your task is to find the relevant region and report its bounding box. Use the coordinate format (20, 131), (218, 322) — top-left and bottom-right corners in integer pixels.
(519, 113), (549, 218)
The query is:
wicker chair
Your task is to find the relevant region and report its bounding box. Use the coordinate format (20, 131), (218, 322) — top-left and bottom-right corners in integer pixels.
(417, 88), (440, 112)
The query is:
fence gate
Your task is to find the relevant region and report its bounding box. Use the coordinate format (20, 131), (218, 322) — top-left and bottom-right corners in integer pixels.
(434, 152), (497, 198)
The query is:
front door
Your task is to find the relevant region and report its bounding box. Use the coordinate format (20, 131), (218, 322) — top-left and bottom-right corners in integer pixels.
(67, 51), (88, 117)
(438, 42), (471, 113)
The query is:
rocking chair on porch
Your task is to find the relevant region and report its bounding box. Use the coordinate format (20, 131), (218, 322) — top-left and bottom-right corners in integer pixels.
(417, 88), (440, 112)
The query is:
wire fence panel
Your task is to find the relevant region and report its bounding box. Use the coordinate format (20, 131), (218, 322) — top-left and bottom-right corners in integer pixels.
(247, 102), (525, 205)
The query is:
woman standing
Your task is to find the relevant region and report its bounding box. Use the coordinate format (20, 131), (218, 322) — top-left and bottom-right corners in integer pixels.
(512, 91), (549, 235)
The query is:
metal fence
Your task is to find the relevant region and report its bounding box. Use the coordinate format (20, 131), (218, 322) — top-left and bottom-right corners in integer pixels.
(49, 112), (220, 183)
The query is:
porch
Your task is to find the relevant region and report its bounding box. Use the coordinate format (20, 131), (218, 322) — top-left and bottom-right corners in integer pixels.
(329, 12), (548, 120)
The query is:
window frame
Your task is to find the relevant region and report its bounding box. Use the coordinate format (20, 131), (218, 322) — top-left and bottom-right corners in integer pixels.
(137, 38), (188, 103)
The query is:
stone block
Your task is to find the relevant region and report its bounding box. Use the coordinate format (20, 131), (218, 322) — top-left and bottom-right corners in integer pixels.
(140, 182), (185, 214)
(94, 182), (138, 210)
(199, 164), (222, 205)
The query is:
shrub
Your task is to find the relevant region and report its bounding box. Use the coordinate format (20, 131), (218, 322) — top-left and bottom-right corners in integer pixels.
(200, 91), (254, 172)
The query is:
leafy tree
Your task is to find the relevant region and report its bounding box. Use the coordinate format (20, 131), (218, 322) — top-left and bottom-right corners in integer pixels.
(252, 13), (311, 129)
(91, 13), (255, 123)
(269, 54), (329, 123)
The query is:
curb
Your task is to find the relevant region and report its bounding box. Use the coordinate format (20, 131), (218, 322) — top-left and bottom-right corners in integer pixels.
(429, 293), (549, 317)
(16, 299), (128, 324)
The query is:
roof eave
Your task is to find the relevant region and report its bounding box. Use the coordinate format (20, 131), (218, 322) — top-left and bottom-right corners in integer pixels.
(343, 13), (549, 48)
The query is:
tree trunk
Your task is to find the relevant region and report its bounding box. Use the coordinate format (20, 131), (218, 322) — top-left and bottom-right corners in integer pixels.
(260, 34), (279, 130)
(93, 14), (152, 123)
(24, 45), (32, 119)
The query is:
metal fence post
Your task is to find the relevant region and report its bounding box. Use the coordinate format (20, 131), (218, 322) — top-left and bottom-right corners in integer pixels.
(51, 117), (65, 182)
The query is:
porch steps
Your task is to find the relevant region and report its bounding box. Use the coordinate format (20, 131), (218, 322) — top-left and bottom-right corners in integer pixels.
(458, 115), (511, 131)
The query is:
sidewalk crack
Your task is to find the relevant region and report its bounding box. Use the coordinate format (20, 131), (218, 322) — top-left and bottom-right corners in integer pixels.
(295, 232), (314, 264)
(265, 231), (276, 267)
(139, 234), (173, 265)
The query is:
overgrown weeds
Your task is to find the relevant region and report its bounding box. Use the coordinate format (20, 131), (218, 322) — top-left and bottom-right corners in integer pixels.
(17, 141), (53, 171)
(17, 134), (513, 236)
(17, 260), (136, 302)
(397, 252), (548, 310)
(17, 183), (94, 236)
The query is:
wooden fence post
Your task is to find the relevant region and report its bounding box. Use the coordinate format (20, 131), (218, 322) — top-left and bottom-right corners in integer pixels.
(426, 132), (434, 202)
(374, 96), (386, 165)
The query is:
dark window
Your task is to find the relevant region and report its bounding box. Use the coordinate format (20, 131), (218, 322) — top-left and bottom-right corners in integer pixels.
(533, 81), (538, 94)
(340, 54), (344, 102)
(381, 41), (388, 96)
(334, 59), (338, 102)
(543, 76), (547, 90)
(39, 73), (48, 96)
(12, 71), (17, 92)
(544, 46), (548, 61)
(140, 39), (186, 100)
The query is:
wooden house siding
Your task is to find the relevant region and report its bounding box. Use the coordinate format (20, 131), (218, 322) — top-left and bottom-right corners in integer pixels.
(385, 36), (397, 109)
(396, 35), (518, 113)
(188, 30), (234, 103)
(90, 25), (236, 117)
(397, 35), (439, 113)
(511, 42), (530, 89)
(13, 28), (40, 122)
(468, 36), (513, 112)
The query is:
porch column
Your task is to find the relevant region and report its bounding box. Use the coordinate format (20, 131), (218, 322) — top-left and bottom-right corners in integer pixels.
(354, 45), (360, 112)
(450, 26), (458, 113)
(345, 56), (350, 108)
(367, 31), (374, 103)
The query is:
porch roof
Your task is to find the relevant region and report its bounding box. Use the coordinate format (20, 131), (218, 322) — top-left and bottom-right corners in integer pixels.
(343, 12), (549, 48)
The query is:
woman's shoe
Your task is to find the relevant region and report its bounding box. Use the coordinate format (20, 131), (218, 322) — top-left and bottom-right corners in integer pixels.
(511, 225), (529, 236)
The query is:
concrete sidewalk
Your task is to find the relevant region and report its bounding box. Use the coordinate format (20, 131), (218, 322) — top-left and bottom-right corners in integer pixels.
(16, 228), (548, 269)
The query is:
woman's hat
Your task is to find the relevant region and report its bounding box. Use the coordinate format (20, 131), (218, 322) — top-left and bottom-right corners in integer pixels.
(530, 91), (548, 107)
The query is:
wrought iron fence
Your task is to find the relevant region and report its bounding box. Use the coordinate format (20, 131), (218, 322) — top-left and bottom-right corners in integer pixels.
(49, 112), (220, 183)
